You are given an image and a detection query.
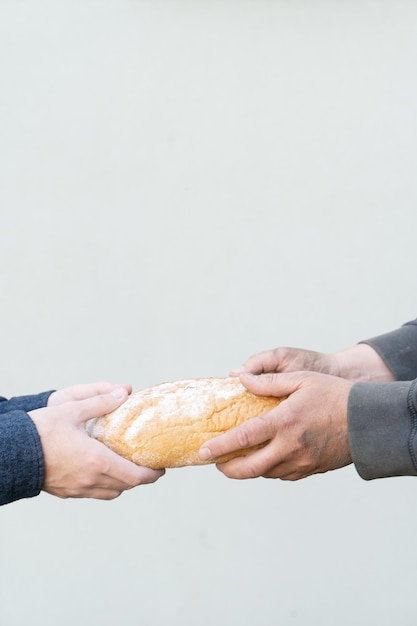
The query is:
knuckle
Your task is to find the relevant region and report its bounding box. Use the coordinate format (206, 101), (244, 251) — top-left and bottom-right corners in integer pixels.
(243, 463), (260, 479)
(86, 451), (109, 477)
(140, 471), (162, 485)
(105, 491), (122, 501)
(280, 474), (298, 482)
(258, 413), (275, 436)
(278, 410), (296, 432)
(126, 473), (145, 488)
(97, 379), (111, 387)
(91, 489), (122, 501)
(237, 454), (264, 479)
(79, 475), (96, 490)
(298, 458), (316, 476)
(262, 372), (277, 386)
(272, 347), (285, 365)
(281, 467), (312, 481)
(242, 458), (264, 479)
(235, 426), (251, 449)
(216, 459), (260, 480)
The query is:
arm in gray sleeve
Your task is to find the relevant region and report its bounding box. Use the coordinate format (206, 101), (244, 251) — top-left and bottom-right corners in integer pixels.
(348, 318), (417, 480)
(360, 318), (417, 381)
(348, 379), (417, 479)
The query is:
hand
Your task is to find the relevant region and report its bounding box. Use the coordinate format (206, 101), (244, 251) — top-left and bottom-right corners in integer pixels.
(199, 371), (353, 480)
(231, 343), (395, 382)
(30, 382), (164, 500)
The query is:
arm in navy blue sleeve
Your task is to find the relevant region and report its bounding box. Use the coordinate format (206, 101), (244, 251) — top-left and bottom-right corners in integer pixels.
(0, 411), (45, 505)
(0, 391), (53, 505)
(0, 391), (54, 415)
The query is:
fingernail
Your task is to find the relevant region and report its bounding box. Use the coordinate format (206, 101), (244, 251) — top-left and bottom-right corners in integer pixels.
(230, 366), (246, 376)
(199, 446), (212, 461)
(111, 388), (126, 401)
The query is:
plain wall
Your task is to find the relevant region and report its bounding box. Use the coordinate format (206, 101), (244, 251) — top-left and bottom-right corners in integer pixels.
(1, 1), (417, 625)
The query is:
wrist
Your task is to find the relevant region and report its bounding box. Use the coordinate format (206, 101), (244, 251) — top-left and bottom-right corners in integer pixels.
(333, 344), (395, 382)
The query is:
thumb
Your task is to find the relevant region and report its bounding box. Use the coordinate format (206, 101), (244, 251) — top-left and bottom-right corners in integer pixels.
(72, 387), (129, 426)
(240, 371), (303, 398)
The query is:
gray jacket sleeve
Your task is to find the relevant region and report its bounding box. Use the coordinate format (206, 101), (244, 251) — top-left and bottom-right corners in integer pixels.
(348, 319), (417, 479)
(0, 391), (54, 506)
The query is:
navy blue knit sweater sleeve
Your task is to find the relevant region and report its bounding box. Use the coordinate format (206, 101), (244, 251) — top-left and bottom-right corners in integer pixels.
(0, 391), (54, 415)
(0, 391), (53, 506)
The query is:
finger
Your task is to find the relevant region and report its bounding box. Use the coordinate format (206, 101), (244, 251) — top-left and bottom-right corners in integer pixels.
(69, 488), (124, 501)
(99, 446), (165, 487)
(67, 382), (132, 401)
(216, 441), (283, 479)
(82, 468), (163, 493)
(199, 411), (276, 462)
(262, 467), (309, 481)
(230, 348), (282, 376)
(47, 382), (133, 407)
(77, 468), (159, 493)
(93, 489), (123, 500)
(239, 371), (305, 398)
(217, 442), (315, 481)
(70, 388), (130, 426)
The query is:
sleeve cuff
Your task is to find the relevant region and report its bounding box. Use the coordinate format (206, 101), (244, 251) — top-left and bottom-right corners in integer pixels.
(348, 379), (417, 480)
(0, 410), (45, 505)
(0, 391), (54, 415)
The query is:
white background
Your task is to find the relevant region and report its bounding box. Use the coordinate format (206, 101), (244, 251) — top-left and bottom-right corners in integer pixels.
(1, 1), (417, 625)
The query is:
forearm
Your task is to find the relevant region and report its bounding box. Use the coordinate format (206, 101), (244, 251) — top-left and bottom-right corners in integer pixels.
(346, 319), (417, 479)
(0, 410), (45, 505)
(348, 378), (417, 479)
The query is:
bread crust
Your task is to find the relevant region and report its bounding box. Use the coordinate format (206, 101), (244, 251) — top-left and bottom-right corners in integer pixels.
(86, 377), (283, 468)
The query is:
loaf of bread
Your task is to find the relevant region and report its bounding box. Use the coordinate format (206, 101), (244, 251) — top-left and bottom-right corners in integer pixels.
(86, 377), (283, 468)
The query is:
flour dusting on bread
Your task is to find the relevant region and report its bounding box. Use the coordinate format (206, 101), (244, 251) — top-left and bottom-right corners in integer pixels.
(87, 377), (283, 468)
